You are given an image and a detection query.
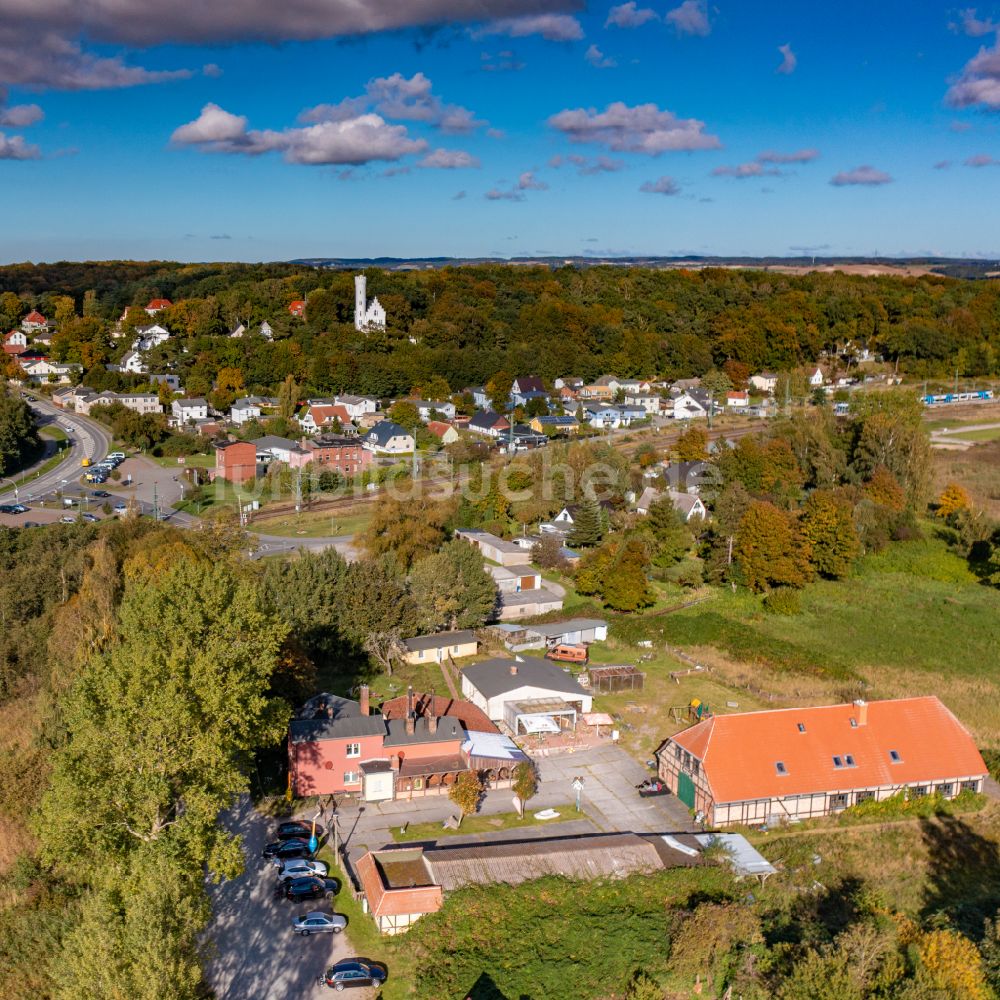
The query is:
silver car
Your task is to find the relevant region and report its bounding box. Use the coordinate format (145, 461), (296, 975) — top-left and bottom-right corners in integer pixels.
(276, 858), (329, 879)
(292, 911), (346, 936)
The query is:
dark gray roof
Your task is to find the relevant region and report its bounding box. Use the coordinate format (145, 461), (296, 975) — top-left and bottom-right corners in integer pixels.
(289, 715), (385, 743)
(403, 630), (476, 653)
(252, 434), (299, 450)
(526, 619), (607, 638)
(383, 715), (464, 747)
(461, 657), (588, 700)
(365, 420), (410, 446)
(469, 410), (507, 431)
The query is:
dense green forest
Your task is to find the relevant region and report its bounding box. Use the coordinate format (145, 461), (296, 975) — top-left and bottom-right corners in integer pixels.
(1, 262), (999, 401)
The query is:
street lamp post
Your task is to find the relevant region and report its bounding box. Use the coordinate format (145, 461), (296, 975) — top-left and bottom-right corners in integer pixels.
(572, 776), (584, 813)
(0, 477), (18, 502)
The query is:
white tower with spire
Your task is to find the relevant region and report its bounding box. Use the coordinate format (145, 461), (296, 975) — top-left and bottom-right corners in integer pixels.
(354, 274), (386, 331)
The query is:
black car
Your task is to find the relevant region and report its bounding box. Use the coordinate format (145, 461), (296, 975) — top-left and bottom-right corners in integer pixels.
(322, 959), (387, 991)
(262, 838), (313, 862)
(282, 876), (339, 903)
(90, 490), (112, 498)
(276, 820), (325, 842)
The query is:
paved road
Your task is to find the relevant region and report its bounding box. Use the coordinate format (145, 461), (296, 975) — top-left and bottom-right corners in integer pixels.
(205, 797), (366, 1000)
(0, 394), (111, 502)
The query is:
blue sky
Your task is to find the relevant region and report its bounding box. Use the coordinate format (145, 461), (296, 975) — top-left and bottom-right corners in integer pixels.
(1, 0), (999, 262)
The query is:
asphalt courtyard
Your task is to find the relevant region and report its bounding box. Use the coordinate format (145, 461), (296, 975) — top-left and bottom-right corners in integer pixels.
(205, 796), (382, 1000)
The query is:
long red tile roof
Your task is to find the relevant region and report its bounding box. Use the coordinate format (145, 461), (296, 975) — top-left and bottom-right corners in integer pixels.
(669, 696), (986, 803)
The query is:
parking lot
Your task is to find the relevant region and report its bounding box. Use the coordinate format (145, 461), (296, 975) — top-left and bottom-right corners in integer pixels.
(205, 796), (381, 1000)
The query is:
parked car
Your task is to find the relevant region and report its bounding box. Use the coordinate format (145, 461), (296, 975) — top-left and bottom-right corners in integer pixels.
(292, 911), (346, 936)
(276, 820), (325, 842)
(545, 643), (589, 664)
(59, 515), (76, 523)
(90, 491), (111, 498)
(636, 778), (670, 797)
(321, 960), (386, 991)
(112, 503), (128, 516)
(108, 452), (126, 462)
(0, 503), (28, 514)
(280, 876), (338, 903)
(276, 859), (329, 880)
(81, 513), (100, 523)
(262, 838), (312, 861)
(62, 496), (80, 507)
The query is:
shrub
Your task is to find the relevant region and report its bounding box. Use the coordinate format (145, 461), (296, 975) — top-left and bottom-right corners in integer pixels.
(664, 558), (703, 589)
(763, 587), (801, 616)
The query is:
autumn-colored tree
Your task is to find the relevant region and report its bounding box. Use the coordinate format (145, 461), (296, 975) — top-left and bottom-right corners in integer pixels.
(937, 481), (971, 519)
(512, 761), (538, 816)
(485, 370), (513, 412)
(363, 494), (454, 570)
(800, 490), (860, 579)
(674, 425), (709, 462)
(602, 537), (655, 612)
(722, 359), (751, 390)
(735, 501), (812, 592)
(449, 770), (484, 821)
(864, 465), (906, 512)
(388, 400), (421, 429)
(917, 928), (990, 1000)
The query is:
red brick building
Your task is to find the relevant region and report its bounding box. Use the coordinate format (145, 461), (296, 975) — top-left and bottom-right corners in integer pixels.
(301, 434), (371, 476)
(213, 440), (258, 484)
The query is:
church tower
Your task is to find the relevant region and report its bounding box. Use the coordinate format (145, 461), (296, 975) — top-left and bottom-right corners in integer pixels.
(354, 275), (367, 331)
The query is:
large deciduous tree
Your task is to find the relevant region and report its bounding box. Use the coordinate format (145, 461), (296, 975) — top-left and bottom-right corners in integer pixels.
(735, 500), (812, 592)
(800, 489), (860, 579)
(409, 539), (497, 632)
(0, 385), (41, 475)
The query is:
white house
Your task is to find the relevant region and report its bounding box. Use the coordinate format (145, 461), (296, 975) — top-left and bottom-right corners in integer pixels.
(363, 420), (414, 455)
(228, 323), (247, 339)
(461, 656), (593, 730)
(230, 397), (262, 425)
(468, 410), (510, 438)
(454, 529), (529, 567)
(726, 391), (749, 408)
(335, 395), (379, 420)
(636, 486), (707, 521)
(116, 350), (146, 375)
(258, 321), (274, 341)
(411, 399), (456, 422)
(21, 310), (48, 332)
(581, 404), (622, 430)
(672, 390), (711, 420)
(749, 372), (779, 394)
(20, 359), (80, 384)
(171, 397), (209, 426)
(3, 330), (27, 352)
(131, 324), (170, 353)
(354, 275), (386, 331)
(624, 392), (661, 416)
(116, 393), (162, 415)
(808, 367), (825, 388)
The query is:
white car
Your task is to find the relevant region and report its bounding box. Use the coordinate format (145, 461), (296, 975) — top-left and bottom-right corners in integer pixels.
(292, 911), (346, 936)
(276, 858), (329, 879)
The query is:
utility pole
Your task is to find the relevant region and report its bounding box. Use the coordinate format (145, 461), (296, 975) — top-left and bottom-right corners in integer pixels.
(152, 483), (160, 522)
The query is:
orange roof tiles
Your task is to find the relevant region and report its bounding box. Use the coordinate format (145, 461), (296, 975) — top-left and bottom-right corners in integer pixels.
(669, 697), (986, 804)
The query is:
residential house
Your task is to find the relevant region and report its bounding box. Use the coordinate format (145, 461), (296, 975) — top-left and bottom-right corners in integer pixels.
(119, 350), (147, 375)
(288, 299), (306, 317)
(228, 322), (247, 339)
(581, 403), (622, 429)
(465, 386), (489, 409)
(252, 434), (310, 467)
(461, 656), (593, 732)
(21, 310), (48, 332)
(503, 425), (548, 452)
(258, 321), (274, 341)
(557, 385), (579, 405)
(656, 696), (987, 827)
(298, 404), (346, 435)
(230, 397), (262, 426)
(363, 421), (414, 455)
(401, 631), (479, 665)
(635, 486), (706, 520)
(20, 359), (80, 384)
(467, 410), (510, 438)
(577, 382), (614, 401)
(213, 439), (258, 484)
(73, 390), (119, 415)
(131, 323), (170, 353)
(552, 499), (615, 527)
(672, 389), (712, 420)
(302, 434), (370, 476)
(486, 564), (562, 620)
(3, 330), (27, 355)
(426, 420), (459, 444)
(454, 528), (529, 567)
(147, 373), (180, 391)
(624, 392), (661, 416)
(808, 366), (825, 388)
(554, 376), (584, 391)
(171, 397), (209, 427)
(529, 414), (579, 435)
(335, 394), (379, 420)
(749, 372), (779, 394)
(510, 375), (545, 399)
(410, 399), (456, 422)
(726, 391), (749, 408)
(144, 298), (171, 315)
(51, 387), (78, 408)
(115, 393), (162, 416)
(663, 460), (716, 495)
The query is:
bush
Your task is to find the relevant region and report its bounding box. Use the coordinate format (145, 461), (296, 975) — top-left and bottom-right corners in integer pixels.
(763, 587), (802, 616)
(892, 509), (923, 542)
(664, 558), (703, 589)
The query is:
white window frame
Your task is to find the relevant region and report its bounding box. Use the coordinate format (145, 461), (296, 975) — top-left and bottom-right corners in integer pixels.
(343, 770), (360, 785)
(345, 743), (361, 758)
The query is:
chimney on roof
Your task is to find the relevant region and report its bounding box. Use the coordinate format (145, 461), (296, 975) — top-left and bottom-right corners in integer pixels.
(428, 715), (438, 734)
(854, 699), (868, 726)
(405, 715), (415, 736)
(359, 684), (369, 717)
(407, 685), (414, 717)
(510, 663), (518, 676)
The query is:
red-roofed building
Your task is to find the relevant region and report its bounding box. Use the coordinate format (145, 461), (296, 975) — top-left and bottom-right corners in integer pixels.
(355, 848), (443, 935)
(426, 420), (459, 444)
(380, 691), (498, 735)
(726, 390), (749, 408)
(145, 298), (172, 315)
(298, 404), (349, 435)
(288, 299), (306, 318)
(3, 330), (27, 355)
(21, 310), (47, 332)
(656, 696), (987, 826)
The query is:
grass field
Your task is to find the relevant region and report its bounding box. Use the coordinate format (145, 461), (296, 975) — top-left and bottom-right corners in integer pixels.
(249, 506), (373, 539)
(951, 426), (1000, 442)
(149, 452), (215, 469)
(932, 438), (1000, 518)
(39, 425), (67, 442)
(391, 808), (583, 843)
